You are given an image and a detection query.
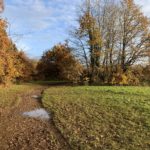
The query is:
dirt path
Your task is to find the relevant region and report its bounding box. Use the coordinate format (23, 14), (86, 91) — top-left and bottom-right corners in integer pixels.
(0, 87), (70, 150)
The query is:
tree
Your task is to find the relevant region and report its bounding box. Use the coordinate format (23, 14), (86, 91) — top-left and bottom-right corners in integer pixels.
(0, 19), (17, 85)
(37, 43), (83, 82)
(118, 0), (150, 72)
(71, 0), (102, 83)
(80, 12), (102, 83)
(71, 0), (150, 85)
(14, 51), (35, 82)
(0, 19), (34, 85)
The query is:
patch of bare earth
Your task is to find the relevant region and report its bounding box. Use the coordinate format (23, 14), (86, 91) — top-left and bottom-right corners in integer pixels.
(0, 87), (70, 150)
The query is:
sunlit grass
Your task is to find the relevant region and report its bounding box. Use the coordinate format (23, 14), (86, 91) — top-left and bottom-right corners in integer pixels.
(43, 86), (150, 150)
(0, 84), (40, 108)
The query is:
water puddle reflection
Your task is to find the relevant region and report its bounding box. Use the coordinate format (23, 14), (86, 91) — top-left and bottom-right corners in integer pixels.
(23, 108), (50, 120)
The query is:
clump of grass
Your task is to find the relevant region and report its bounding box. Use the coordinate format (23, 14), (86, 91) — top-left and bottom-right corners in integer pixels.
(42, 86), (150, 150)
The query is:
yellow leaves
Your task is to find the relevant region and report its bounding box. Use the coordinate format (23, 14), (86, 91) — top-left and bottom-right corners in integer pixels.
(0, 19), (11, 51)
(0, 50), (17, 84)
(111, 69), (140, 85)
(80, 12), (96, 31)
(111, 73), (128, 85)
(0, 19), (33, 85)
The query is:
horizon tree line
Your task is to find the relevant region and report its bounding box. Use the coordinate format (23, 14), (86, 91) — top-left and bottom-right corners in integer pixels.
(0, 0), (149, 86)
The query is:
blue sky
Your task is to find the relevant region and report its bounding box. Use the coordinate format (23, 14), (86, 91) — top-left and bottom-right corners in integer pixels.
(1, 0), (150, 58)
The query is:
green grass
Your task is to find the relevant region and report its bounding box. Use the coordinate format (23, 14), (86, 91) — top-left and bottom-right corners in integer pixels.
(0, 84), (40, 108)
(42, 86), (150, 150)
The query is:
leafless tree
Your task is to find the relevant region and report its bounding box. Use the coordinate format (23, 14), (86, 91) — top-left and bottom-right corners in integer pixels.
(70, 0), (150, 84)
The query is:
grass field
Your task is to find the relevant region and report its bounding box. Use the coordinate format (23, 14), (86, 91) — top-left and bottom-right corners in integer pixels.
(42, 86), (150, 150)
(0, 84), (41, 108)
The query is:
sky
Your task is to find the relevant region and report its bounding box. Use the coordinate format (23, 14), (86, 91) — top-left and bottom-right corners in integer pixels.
(1, 0), (150, 58)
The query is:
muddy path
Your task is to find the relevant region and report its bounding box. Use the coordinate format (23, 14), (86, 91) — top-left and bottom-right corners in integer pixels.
(0, 86), (70, 150)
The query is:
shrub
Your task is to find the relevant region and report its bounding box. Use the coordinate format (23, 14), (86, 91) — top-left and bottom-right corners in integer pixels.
(37, 43), (83, 82)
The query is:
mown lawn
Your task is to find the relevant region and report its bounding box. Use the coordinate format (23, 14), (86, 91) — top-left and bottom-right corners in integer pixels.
(42, 86), (150, 150)
(0, 84), (41, 108)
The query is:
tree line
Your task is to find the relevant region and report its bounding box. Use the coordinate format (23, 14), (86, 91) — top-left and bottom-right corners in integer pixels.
(69, 0), (150, 85)
(0, 19), (34, 86)
(38, 0), (150, 85)
(0, 0), (150, 86)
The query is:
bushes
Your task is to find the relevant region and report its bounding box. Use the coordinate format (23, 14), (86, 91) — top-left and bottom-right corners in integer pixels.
(141, 65), (150, 85)
(37, 43), (83, 82)
(111, 71), (140, 86)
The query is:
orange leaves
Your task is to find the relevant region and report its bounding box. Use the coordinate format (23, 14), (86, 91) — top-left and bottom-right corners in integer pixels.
(80, 12), (96, 32)
(0, 19), (16, 85)
(52, 44), (83, 81)
(0, 50), (16, 84)
(79, 12), (102, 48)
(0, 19), (33, 85)
(0, 19), (11, 51)
(37, 43), (83, 81)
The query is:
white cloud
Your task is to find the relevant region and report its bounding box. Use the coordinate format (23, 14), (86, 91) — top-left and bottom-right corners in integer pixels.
(135, 0), (150, 17)
(2, 0), (52, 32)
(1, 0), (149, 58)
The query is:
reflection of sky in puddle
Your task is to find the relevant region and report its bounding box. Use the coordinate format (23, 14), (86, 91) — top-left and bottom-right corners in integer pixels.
(32, 95), (40, 99)
(23, 109), (50, 120)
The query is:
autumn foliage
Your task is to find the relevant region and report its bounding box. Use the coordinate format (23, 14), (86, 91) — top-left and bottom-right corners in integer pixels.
(71, 0), (150, 85)
(0, 19), (33, 85)
(0, 0), (150, 86)
(37, 43), (83, 82)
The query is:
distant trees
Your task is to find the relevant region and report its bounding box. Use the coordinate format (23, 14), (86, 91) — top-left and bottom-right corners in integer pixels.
(15, 51), (35, 82)
(0, 0), (149, 86)
(37, 43), (83, 82)
(0, 19), (34, 85)
(71, 0), (150, 85)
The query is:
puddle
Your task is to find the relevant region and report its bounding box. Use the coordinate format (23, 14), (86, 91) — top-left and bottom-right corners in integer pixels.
(32, 95), (40, 99)
(22, 108), (50, 120)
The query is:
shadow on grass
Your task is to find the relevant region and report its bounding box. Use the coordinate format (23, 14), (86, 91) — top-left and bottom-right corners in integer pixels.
(27, 80), (73, 86)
